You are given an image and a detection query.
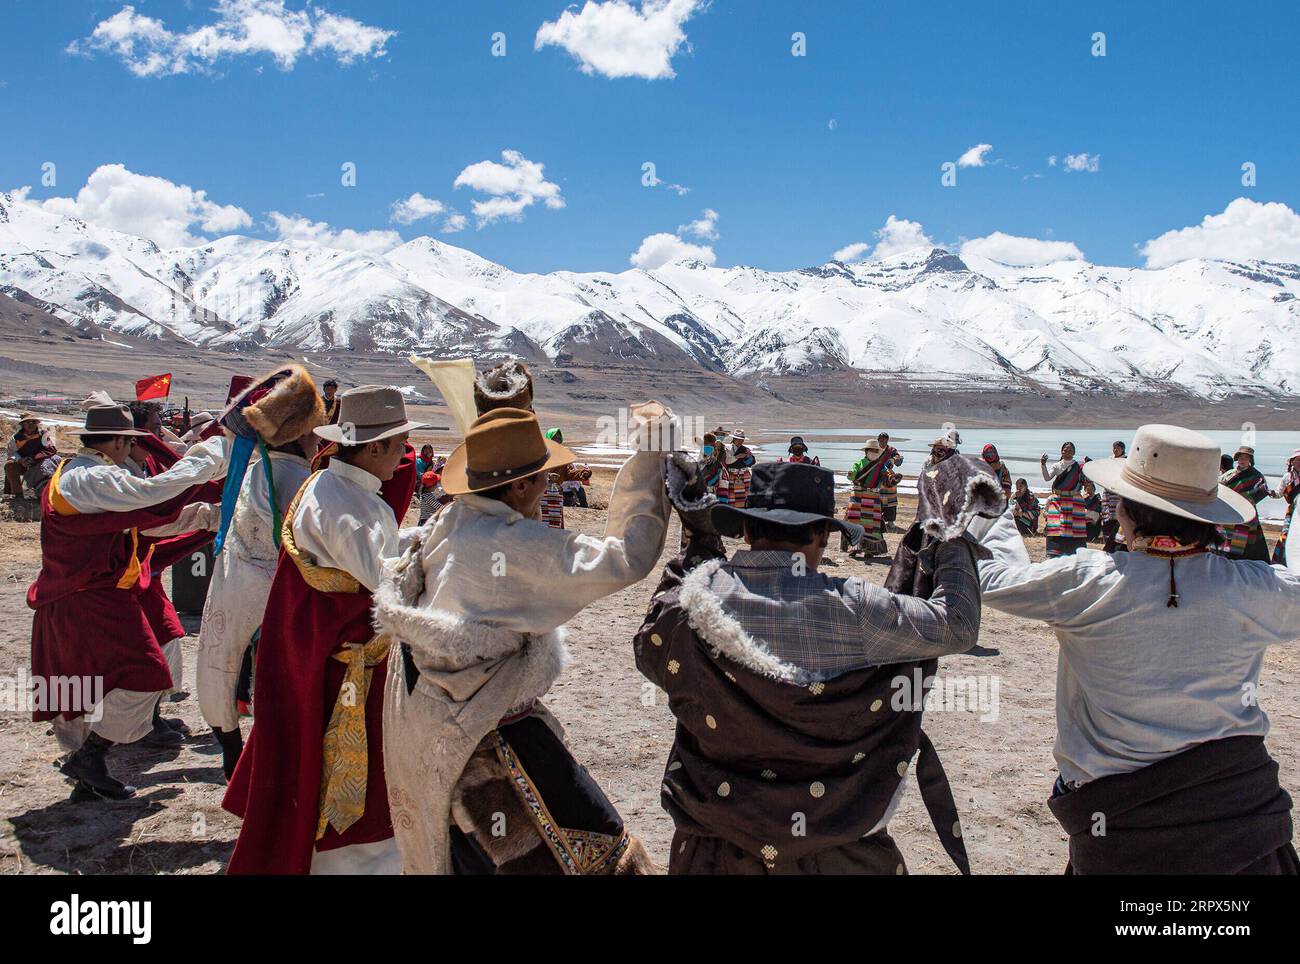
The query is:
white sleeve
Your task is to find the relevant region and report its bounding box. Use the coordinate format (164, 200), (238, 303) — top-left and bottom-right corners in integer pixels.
(293, 494), (396, 594)
(59, 436), (230, 514)
(141, 501), (220, 536)
(540, 450), (669, 616)
(975, 504), (1088, 624)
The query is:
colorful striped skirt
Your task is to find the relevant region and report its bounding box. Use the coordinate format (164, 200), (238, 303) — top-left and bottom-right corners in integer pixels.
(1273, 503), (1295, 564)
(729, 468), (752, 508)
(844, 487), (887, 553)
(1044, 492), (1089, 540)
(540, 491), (565, 529)
(880, 483), (899, 522)
(1218, 520), (1268, 561)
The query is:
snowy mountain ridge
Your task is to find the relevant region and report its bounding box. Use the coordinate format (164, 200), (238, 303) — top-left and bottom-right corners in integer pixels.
(2, 191), (1298, 400)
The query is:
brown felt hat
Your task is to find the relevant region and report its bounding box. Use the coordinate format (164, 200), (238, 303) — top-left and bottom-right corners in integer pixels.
(82, 405), (148, 437)
(315, 385), (425, 444)
(441, 407), (576, 496)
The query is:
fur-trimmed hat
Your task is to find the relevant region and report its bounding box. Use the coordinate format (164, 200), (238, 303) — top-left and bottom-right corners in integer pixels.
(474, 359), (534, 415)
(241, 364), (327, 446)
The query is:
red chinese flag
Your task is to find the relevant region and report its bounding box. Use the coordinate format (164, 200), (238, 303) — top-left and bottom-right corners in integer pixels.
(136, 373), (172, 400)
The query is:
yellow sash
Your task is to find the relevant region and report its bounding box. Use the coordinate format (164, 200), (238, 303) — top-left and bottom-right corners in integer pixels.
(281, 472), (393, 838)
(47, 460), (148, 590)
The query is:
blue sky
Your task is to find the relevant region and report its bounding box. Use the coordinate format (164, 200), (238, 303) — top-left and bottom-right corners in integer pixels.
(2, 0), (1298, 273)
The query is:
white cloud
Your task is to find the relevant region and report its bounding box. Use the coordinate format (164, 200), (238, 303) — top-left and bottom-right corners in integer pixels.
(871, 215), (933, 259)
(678, 207), (718, 240)
(960, 232), (1084, 266)
(69, 1), (394, 77)
(389, 192), (446, 225)
(535, 0), (704, 80)
(441, 213), (468, 234)
(1140, 198), (1300, 269)
(13, 163), (251, 247)
(827, 118), (838, 131)
(1064, 152), (1100, 173)
(629, 231), (715, 269)
(453, 149), (565, 227)
(267, 211), (401, 253)
(644, 169), (690, 195)
(957, 143), (993, 168)
(832, 241), (870, 262)
(1047, 155), (1058, 167)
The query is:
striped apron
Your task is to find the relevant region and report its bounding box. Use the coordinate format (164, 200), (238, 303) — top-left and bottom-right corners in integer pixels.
(540, 486), (565, 530)
(1044, 462), (1087, 556)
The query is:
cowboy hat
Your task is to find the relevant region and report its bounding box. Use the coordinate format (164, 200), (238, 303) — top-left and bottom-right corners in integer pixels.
(1083, 424), (1254, 526)
(931, 428), (961, 449)
(314, 385), (426, 444)
(441, 407), (577, 496)
(788, 435), (808, 453)
(1234, 445), (1255, 461)
(863, 438), (883, 453)
(17, 412), (39, 423)
(711, 461), (863, 543)
(730, 429), (747, 442)
(81, 405), (148, 437)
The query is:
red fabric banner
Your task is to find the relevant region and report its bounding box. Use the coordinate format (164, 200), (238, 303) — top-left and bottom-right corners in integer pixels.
(136, 373), (172, 400)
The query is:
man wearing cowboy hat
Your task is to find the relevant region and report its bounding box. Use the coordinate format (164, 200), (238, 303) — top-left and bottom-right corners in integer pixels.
(224, 385), (423, 874)
(378, 403), (673, 874)
(717, 428), (755, 507)
(1218, 444), (1271, 561)
(28, 404), (230, 801)
(633, 458), (983, 874)
(974, 424), (1300, 874)
(4, 411), (59, 496)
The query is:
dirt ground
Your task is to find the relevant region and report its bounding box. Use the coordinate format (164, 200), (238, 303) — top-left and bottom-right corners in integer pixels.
(2, 472), (1298, 875)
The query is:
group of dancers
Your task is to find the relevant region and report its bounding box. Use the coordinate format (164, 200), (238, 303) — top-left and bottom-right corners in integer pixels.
(14, 359), (1300, 874)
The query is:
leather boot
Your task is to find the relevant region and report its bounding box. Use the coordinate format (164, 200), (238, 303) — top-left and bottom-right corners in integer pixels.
(61, 732), (136, 800)
(212, 727), (244, 783)
(139, 703), (184, 748)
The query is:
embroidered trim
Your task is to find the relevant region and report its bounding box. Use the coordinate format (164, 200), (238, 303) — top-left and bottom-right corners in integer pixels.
(491, 730), (631, 875)
(281, 471), (362, 594)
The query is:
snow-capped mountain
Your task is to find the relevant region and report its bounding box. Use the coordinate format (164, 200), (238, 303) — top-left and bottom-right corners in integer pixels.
(3, 190), (1298, 399)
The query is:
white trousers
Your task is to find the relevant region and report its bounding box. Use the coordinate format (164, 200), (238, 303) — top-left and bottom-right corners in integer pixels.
(53, 638), (182, 749)
(309, 837), (401, 875)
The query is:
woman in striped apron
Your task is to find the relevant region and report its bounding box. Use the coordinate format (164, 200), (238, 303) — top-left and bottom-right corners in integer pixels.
(842, 439), (891, 557)
(1271, 450), (1300, 564)
(1217, 446), (1270, 561)
(540, 472), (565, 529)
(723, 430), (755, 508)
(1040, 442), (1088, 557)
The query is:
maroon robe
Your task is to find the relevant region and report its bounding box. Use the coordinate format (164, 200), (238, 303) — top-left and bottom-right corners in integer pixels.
(131, 432), (220, 647)
(222, 447), (416, 874)
(27, 465), (212, 722)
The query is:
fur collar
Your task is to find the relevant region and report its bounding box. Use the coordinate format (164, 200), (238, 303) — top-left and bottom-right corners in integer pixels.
(372, 543), (568, 674)
(677, 560), (812, 686)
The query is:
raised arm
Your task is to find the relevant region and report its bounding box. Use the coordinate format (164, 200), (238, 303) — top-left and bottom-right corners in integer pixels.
(850, 539), (982, 662)
(971, 505), (1090, 623)
(549, 449), (670, 612)
(58, 436), (229, 515)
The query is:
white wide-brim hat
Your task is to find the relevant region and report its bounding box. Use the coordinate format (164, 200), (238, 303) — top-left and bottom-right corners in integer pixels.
(1083, 424), (1255, 526)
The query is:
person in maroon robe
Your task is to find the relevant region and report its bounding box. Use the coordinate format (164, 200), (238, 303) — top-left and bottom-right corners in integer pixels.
(29, 404), (229, 801)
(223, 385), (422, 874)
